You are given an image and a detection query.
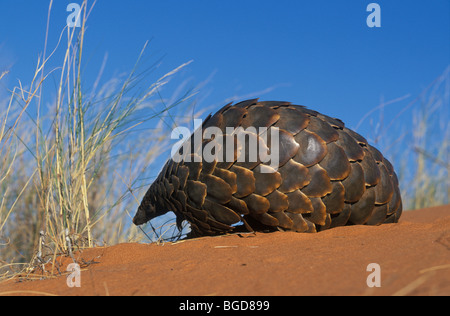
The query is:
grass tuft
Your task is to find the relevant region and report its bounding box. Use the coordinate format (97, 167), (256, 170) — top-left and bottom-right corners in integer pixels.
(0, 0), (195, 279)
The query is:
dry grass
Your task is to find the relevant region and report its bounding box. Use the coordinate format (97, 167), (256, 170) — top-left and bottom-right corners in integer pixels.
(0, 0), (195, 279)
(357, 66), (449, 211)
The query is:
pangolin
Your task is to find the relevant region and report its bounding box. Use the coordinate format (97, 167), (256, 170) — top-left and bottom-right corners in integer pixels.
(133, 99), (402, 237)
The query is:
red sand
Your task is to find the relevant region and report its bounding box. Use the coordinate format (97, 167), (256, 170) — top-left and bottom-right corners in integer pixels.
(1, 205), (449, 296)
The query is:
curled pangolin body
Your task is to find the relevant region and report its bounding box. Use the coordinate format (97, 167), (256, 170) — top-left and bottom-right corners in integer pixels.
(133, 99), (402, 236)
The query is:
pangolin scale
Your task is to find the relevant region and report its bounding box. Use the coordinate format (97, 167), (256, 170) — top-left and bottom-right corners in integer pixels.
(133, 99), (402, 237)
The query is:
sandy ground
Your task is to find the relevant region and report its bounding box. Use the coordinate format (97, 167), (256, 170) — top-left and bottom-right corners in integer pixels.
(0, 205), (449, 296)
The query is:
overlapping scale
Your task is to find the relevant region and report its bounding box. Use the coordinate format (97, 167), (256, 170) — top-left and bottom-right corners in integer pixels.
(319, 142), (351, 180)
(134, 99), (403, 237)
(341, 162), (366, 203)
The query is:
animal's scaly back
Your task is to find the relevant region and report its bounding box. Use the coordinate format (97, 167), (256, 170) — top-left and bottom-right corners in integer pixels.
(133, 99), (402, 236)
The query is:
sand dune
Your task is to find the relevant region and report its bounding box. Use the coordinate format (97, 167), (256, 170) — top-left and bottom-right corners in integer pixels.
(1, 205), (449, 296)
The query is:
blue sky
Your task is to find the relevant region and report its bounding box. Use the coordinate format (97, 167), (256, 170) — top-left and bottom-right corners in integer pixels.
(1, 0), (449, 141)
(0, 1), (448, 227)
